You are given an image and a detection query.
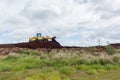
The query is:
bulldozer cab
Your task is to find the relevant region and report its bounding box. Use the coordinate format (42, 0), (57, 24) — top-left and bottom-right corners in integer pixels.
(36, 33), (42, 37)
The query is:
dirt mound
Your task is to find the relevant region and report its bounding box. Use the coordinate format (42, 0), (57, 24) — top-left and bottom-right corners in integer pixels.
(110, 43), (120, 49)
(0, 40), (62, 49)
(15, 40), (62, 49)
(0, 44), (15, 48)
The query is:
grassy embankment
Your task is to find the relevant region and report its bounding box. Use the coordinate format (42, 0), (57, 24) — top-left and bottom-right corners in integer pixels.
(0, 46), (120, 80)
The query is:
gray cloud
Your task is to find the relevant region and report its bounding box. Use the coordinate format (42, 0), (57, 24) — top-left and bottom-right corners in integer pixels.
(23, 10), (58, 22)
(74, 0), (88, 4)
(0, 0), (120, 46)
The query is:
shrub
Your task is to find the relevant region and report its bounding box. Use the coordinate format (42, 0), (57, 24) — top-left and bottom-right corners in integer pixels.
(105, 45), (116, 55)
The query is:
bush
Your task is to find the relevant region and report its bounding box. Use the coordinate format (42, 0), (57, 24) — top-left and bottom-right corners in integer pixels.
(105, 45), (116, 55)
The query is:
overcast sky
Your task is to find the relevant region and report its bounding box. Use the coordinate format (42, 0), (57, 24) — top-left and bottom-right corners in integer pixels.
(0, 0), (120, 46)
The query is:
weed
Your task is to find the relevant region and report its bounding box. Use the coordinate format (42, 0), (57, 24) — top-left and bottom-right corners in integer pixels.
(87, 69), (97, 74)
(90, 65), (104, 70)
(99, 58), (113, 65)
(88, 47), (97, 55)
(60, 66), (75, 75)
(77, 64), (90, 70)
(5, 55), (19, 61)
(19, 50), (30, 55)
(105, 64), (114, 70)
(112, 56), (120, 63)
(91, 59), (100, 65)
(19, 50), (39, 56)
(48, 59), (69, 67)
(0, 65), (12, 72)
(26, 71), (61, 80)
(72, 58), (90, 65)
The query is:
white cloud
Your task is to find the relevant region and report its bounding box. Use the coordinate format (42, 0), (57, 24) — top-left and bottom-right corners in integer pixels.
(0, 0), (120, 46)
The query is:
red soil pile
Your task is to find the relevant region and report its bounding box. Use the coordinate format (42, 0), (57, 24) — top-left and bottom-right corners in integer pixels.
(110, 43), (120, 49)
(0, 40), (62, 49)
(15, 40), (62, 49)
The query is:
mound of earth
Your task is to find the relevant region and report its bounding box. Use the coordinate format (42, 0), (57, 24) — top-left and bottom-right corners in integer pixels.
(15, 40), (62, 49)
(0, 40), (62, 49)
(110, 43), (120, 49)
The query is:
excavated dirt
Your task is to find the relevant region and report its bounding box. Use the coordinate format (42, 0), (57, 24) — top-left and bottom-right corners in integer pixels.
(0, 40), (62, 49)
(15, 40), (62, 49)
(0, 39), (62, 55)
(110, 43), (120, 49)
(0, 39), (120, 56)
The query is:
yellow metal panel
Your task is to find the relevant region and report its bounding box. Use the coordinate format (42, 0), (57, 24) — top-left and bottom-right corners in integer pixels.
(29, 37), (37, 41)
(45, 36), (52, 39)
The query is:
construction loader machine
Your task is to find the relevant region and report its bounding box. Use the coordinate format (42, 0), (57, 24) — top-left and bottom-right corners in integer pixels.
(0, 33), (62, 49)
(29, 33), (56, 42)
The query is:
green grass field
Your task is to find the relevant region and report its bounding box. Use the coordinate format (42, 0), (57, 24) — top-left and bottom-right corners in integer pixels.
(0, 48), (120, 80)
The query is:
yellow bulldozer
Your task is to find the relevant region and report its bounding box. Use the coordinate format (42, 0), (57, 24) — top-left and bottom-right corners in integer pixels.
(29, 33), (56, 42)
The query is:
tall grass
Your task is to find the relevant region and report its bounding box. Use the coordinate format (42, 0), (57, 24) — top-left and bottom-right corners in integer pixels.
(17, 49), (120, 65)
(0, 49), (119, 72)
(0, 48), (120, 80)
